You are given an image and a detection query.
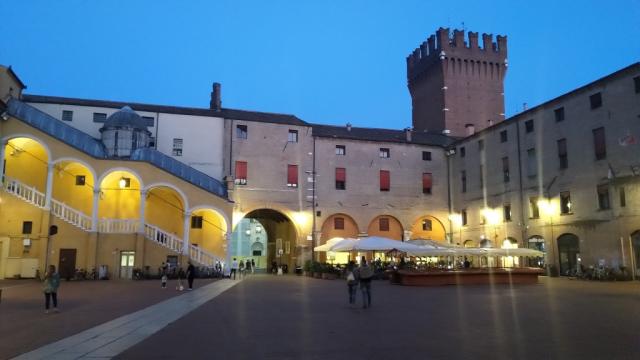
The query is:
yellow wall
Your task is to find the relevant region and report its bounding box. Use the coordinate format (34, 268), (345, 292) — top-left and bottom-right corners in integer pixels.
(410, 215), (446, 241)
(367, 215), (403, 240)
(145, 187), (184, 235)
(320, 213), (359, 244)
(4, 138), (48, 191)
(52, 162), (94, 215)
(190, 209), (226, 259)
(98, 171), (140, 219)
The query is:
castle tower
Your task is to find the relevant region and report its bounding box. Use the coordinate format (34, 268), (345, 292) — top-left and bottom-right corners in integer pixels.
(407, 28), (507, 136)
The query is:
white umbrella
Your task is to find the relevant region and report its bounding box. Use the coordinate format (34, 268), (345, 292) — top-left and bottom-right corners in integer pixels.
(406, 247), (458, 257)
(331, 236), (423, 252)
(406, 239), (459, 249)
(314, 237), (358, 252)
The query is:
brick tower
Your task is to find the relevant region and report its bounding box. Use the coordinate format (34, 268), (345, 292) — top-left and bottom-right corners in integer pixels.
(407, 28), (507, 137)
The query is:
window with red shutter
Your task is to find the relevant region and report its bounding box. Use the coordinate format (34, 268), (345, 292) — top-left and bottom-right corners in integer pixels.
(235, 161), (247, 185)
(335, 168), (346, 190)
(287, 164), (298, 188)
(422, 173), (432, 194)
(334, 217), (344, 230)
(379, 218), (389, 231)
(380, 170), (390, 191)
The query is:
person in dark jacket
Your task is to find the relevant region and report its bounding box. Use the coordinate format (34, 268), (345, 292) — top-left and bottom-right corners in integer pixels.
(186, 262), (196, 290)
(357, 257), (374, 309)
(43, 265), (61, 313)
(346, 261), (358, 305)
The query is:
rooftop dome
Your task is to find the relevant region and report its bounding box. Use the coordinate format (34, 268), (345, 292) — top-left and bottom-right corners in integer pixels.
(102, 106), (149, 131)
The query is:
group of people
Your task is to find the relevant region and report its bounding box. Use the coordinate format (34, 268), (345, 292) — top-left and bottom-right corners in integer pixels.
(345, 257), (374, 309)
(160, 261), (196, 291)
(230, 258), (255, 279)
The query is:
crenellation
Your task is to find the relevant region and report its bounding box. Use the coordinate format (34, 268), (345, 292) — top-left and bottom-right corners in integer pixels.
(482, 33), (493, 51)
(453, 29), (465, 47)
(468, 32), (479, 49)
(496, 35), (507, 54)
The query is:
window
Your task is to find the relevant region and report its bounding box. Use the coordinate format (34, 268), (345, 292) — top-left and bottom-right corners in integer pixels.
(479, 164), (484, 188)
(191, 216), (203, 229)
(422, 173), (432, 194)
(527, 148), (537, 177)
(460, 147), (466, 157)
(500, 130), (508, 143)
(236, 125), (248, 139)
(235, 161), (247, 185)
(22, 221), (33, 234)
(334, 217), (345, 230)
(172, 138), (183, 156)
(461, 209), (468, 226)
(525, 119), (534, 133)
(380, 170), (390, 191)
(529, 197), (540, 219)
(502, 157), (510, 183)
(379, 218), (389, 231)
(554, 107), (565, 122)
(620, 187), (626, 207)
(120, 177), (131, 188)
(593, 127), (606, 160)
(335, 145), (346, 156)
(335, 167), (346, 190)
(557, 139), (568, 169)
(478, 139), (484, 151)
(560, 191), (572, 214)
(422, 219), (432, 231)
(461, 170), (467, 193)
(634, 76), (640, 94)
(503, 204), (512, 222)
(422, 151), (432, 161)
(148, 137), (156, 148)
(93, 112), (107, 123)
(288, 129), (298, 143)
(589, 92), (602, 109)
(75, 175), (86, 186)
(142, 116), (154, 127)
(62, 110), (73, 121)
(597, 184), (610, 210)
(379, 148), (390, 158)
(287, 164), (298, 188)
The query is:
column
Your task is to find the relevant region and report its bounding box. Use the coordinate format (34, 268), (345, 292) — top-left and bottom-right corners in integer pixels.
(91, 188), (100, 232)
(44, 162), (54, 209)
(0, 139), (6, 183)
(182, 212), (191, 256)
(139, 190), (147, 233)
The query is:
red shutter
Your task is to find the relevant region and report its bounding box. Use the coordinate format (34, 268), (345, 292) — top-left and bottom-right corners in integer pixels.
(423, 173), (432, 193)
(336, 167), (346, 182)
(235, 161), (247, 180)
(287, 164), (298, 186)
(380, 170), (390, 191)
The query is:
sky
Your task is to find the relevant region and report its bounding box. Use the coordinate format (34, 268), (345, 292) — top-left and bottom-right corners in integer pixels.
(1, 0), (639, 129)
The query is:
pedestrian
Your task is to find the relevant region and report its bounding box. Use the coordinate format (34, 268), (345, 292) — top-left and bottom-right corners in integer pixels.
(186, 262), (196, 290)
(245, 258), (251, 275)
(43, 264), (60, 314)
(176, 267), (185, 291)
(239, 260), (245, 279)
(346, 261), (358, 305)
(231, 258), (238, 280)
(357, 257), (374, 309)
(215, 261), (222, 278)
(251, 259), (256, 274)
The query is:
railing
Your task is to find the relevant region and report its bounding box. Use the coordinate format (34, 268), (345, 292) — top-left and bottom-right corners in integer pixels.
(189, 244), (220, 267)
(98, 219), (140, 233)
(50, 199), (93, 231)
(143, 223), (183, 254)
(1, 175), (47, 208)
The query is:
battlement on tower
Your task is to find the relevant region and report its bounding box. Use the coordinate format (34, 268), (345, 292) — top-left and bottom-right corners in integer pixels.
(407, 28), (507, 83)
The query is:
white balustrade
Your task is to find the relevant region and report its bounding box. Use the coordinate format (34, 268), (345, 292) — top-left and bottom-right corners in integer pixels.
(50, 199), (92, 231)
(2, 175), (46, 208)
(98, 218), (140, 233)
(143, 223), (183, 254)
(189, 244), (220, 267)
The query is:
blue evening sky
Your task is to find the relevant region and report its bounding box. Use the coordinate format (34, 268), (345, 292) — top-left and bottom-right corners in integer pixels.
(1, 0), (639, 129)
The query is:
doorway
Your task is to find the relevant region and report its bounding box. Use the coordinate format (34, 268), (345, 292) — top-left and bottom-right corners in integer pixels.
(119, 251), (135, 279)
(557, 234), (580, 276)
(59, 248), (77, 280)
(632, 231), (640, 278)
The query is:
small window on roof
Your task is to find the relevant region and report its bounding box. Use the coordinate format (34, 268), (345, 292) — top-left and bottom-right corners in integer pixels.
(93, 113), (107, 123)
(62, 110), (73, 121)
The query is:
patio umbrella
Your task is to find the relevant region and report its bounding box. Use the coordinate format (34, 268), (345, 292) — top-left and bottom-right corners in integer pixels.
(406, 239), (458, 249)
(331, 236), (423, 252)
(314, 237), (357, 252)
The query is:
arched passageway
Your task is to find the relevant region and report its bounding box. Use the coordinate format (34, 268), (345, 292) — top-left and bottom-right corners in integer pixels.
(319, 213), (359, 264)
(410, 215), (446, 241)
(367, 215), (403, 240)
(557, 233), (580, 276)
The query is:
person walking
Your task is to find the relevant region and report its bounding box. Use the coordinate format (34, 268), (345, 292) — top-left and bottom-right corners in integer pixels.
(43, 265), (61, 314)
(186, 262), (196, 290)
(357, 257), (374, 309)
(251, 259), (256, 274)
(346, 261), (358, 305)
(245, 258), (251, 275)
(176, 267), (185, 291)
(239, 260), (245, 279)
(231, 258), (239, 280)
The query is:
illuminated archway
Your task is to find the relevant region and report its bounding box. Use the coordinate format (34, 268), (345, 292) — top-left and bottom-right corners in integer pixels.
(409, 215), (446, 241)
(145, 185), (185, 236)
(189, 207), (228, 260)
(2, 136), (50, 191)
(367, 215), (403, 240)
(98, 169), (142, 220)
(557, 233), (580, 276)
(51, 159), (96, 215)
(320, 213), (359, 244)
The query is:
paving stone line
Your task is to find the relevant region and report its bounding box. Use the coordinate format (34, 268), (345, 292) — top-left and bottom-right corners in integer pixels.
(11, 279), (238, 360)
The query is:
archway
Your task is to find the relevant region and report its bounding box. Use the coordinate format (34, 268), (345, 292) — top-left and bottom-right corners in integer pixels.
(98, 169), (142, 225)
(557, 233), (580, 276)
(145, 185), (185, 236)
(231, 209), (297, 273)
(51, 159), (96, 215)
(463, 240), (476, 248)
(320, 213), (358, 264)
(527, 235), (546, 268)
(3, 137), (49, 191)
(367, 215), (403, 240)
(189, 208), (228, 261)
(410, 215), (446, 241)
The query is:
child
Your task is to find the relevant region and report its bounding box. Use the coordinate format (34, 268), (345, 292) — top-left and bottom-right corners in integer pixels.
(161, 273), (168, 289)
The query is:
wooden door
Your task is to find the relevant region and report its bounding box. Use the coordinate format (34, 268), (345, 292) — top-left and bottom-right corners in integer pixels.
(59, 248), (77, 280)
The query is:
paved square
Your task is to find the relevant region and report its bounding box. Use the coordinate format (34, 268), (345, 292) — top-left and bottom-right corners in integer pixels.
(118, 276), (640, 360)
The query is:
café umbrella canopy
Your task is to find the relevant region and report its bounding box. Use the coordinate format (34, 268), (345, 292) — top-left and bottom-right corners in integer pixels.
(330, 236), (424, 252)
(313, 237), (357, 252)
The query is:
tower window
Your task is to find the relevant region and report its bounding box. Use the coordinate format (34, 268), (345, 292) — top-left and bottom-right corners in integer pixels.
(288, 130), (298, 143)
(529, 197), (540, 219)
(93, 113), (107, 123)
(461, 210), (467, 226)
(335, 168), (346, 190)
(422, 173), (432, 194)
(236, 125), (248, 139)
(525, 119), (534, 133)
(142, 116), (154, 127)
(590, 92), (602, 109)
(62, 110), (73, 121)
(379, 148), (390, 158)
(235, 161), (248, 185)
(461, 170), (467, 193)
(503, 204), (512, 222)
(287, 164), (298, 188)
(422, 151), (432, 161)
(380, 170), (390, 191)
(335, 145), (346, 156)
(554, 107), (565, 122)
(500, 130), (508, 143)
(502, 157), (510, 183)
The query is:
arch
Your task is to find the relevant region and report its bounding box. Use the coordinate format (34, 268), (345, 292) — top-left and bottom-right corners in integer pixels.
(144, 185), (186, 238)
(3, 136), (51, 191)
(367, 214), (403, 240)
(409, 215), (446, 241)
(51, 158), (97, 215)
(145, 182), (189, 212)
(479, 239), (493, 248)
(189, 206), (230, 261)
(97, 167), (145, 190)
(320, 213), (359, 244)
(463, 239), (476, 248)
(1, 133), (52, 161)
(527, 235), (545, 251)
(557, 233), (580, 276)
(52, 157), (98, 187)
(502, 237), (518, 248)
(189, 204), (230, 234)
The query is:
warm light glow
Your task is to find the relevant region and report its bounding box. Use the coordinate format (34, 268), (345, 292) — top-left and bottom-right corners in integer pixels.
(118, 177), (127, 189)
(538, 199), (558, 217)
(481, 208), (501, 225)
(232, 211), (245, 228)
(448, 213), (462, 225)
(292, 211), (311, 227)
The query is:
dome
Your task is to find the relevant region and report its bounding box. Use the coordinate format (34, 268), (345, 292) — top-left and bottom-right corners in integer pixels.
(102, 106), (149, 131)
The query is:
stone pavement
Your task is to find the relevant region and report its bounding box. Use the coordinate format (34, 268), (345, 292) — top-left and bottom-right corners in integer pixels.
(119, 275), (640, 360)
(0, 277), (218, 359)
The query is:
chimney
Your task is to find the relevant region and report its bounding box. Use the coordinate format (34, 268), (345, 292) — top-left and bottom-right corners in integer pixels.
(404, 127), (412, 142)
(465, 124), (475, 136)
(346, 123), (352, 132)
(210, 82), (222, 111)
